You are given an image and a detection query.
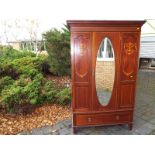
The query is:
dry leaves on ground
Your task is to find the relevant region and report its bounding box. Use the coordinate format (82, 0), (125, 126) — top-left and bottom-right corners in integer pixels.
(0, 76), (72, 135)
(0, 104), (71, 135)
(46, 75), (71, 89)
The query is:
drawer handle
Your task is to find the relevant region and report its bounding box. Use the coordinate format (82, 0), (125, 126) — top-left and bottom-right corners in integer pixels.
(87, 117), (92, 122)
(116, 115), (120, 120)
(130, 75), (133, 78)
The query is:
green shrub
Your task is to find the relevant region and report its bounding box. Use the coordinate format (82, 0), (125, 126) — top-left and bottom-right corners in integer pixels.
(23, 73), (43, 105)
(56, 87), (71, 105)
(0, 73), (57, 112)
(0, 45), (36, 60)
(0, 45), (71, 113)
(41, 81), (57, 103)
(0, 55), (49, 79)
(43, 26), (71, 76)
(0, 84), (23, 112)
(0, 76), (14, 93)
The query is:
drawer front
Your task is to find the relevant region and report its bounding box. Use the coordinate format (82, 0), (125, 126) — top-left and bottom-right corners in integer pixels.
(74, 113), (132, 126)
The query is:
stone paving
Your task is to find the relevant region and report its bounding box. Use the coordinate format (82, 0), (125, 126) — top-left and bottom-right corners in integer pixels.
(18, 69), (155, 135)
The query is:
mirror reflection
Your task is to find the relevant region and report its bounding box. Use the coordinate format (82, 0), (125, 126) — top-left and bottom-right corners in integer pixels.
(95, 37), (115, 106)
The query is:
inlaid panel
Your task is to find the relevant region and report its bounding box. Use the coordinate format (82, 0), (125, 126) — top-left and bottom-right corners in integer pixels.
(121, 33), (139, 81)
(72, 33), (92, 111)
(75, 86), (89, 110)
(73, 33), (91, 82)
(119, 84), (135, 108)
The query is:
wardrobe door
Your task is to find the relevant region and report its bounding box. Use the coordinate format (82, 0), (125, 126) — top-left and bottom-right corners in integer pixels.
(92, 32), (120, 111)
(119, 32), (140, 108)
(71, 32), (92, 112)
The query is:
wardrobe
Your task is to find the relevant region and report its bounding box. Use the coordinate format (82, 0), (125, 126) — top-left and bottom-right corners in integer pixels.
(67, 20), (145, 133)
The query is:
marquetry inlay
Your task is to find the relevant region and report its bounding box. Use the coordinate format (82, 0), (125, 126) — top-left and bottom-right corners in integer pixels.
(124, 42), (137, 54)
(79, 42), (87, 56)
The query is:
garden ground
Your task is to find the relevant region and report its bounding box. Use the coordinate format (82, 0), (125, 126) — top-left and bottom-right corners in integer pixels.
(1, 69), (155, 135)
(19, 69), (155, 135)
(0, 76), (71, 135)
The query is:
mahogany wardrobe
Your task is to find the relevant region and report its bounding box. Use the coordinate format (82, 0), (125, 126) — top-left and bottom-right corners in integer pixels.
(67, 20), (145, 134)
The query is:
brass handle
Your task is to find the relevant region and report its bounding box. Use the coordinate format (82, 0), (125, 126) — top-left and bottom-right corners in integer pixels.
(88, 117), (92, 122)
(116, 115), (120, 121)
(130, 75), (133, 78)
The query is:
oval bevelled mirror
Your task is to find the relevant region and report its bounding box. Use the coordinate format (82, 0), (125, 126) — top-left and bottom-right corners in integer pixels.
(95, 37), (115, 106)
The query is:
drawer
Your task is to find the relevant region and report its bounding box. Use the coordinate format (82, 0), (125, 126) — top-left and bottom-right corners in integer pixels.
(74, 113), (131, 126)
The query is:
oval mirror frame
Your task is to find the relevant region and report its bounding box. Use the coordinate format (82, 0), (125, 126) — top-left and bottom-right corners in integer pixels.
(95, 37), (115, 106)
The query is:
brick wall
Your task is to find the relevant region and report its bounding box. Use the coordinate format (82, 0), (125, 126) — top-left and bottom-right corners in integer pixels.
(95, 60), (115, 91)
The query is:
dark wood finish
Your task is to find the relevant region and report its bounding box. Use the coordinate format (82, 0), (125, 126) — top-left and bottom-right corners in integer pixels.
(67, 20), (145, 32)
(128, 123), (133, 130)
(120, 32), (139, 81)
(71, 32), (92, 112)
(67, 20), (145, 134)
(72, 127), (77, 134)
(119, 83), (135, 108)
(74, 112), (132, 126)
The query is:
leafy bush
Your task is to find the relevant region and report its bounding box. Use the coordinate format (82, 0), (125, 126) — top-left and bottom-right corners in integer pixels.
(0, 74), (58, 112)
(0, 84), (22, 112)
(0, 76), (14, 93)
(41, 81), (57, 103)
(43, 26), (71, 76)
(0, 45), (36, 60)
(0, 54), (49, 79)
(56, 88), (71, 105)
(0, 46), (71, 113)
